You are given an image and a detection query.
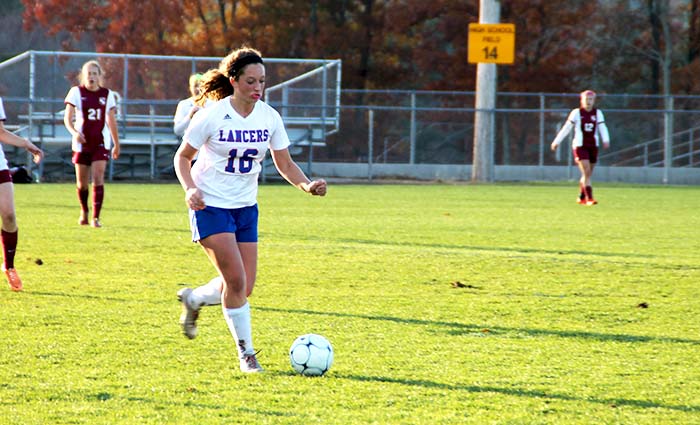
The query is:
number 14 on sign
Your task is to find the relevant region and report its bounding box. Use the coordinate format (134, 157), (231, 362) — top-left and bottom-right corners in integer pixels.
(468, 23), (515, 65)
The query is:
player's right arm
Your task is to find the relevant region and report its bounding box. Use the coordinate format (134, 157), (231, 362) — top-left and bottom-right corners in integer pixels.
(551, 109), (578, 151)
(0, 122), (43, 163)
(173, 100), (190, 137)
(63, 88), (86, 146)
(174, 108), (210, 211)
(63, 104), (85, 146)
(174, 141), (205, 210)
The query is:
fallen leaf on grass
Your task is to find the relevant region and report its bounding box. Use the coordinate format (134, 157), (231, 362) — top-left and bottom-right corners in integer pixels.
(450, 281), (480, 289)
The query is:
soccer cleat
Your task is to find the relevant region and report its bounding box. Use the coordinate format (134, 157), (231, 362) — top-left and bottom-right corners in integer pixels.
(177, 288), (200, 339)
(576, 198), (587, 205)
(91, 218), (102, 228)
(239, 351), (264, 373)
(79, 213), (89, 225)
(586, 199), (598, 206)
(4, 267), (23, 292)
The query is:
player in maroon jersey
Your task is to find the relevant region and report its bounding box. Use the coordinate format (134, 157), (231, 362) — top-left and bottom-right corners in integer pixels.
(551, 90), (610, 205)
(0, 97), (43, 291)
(64, 61), (121, 227)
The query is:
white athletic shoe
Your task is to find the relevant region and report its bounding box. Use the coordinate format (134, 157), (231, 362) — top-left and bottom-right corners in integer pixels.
(177, 288), (200, 339)
(240, 351), (264, 373)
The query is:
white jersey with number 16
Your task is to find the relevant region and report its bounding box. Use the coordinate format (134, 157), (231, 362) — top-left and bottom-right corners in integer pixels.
(184, 96), (290, 209)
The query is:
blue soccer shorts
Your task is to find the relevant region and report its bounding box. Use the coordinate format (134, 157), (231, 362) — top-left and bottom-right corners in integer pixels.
(189, 204), (258, 243)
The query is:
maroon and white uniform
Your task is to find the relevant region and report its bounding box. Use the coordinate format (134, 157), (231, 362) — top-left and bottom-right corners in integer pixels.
(0, 97), (9, 171)
(552, 107), (610, 163)
(552, 107), (609, 149)
(64, 86), (117, 152)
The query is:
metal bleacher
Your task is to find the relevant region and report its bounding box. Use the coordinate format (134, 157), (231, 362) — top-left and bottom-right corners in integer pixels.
(0, 51), (341, 181)
(19, 106), (183, 180)
(598, 124), (700, 168)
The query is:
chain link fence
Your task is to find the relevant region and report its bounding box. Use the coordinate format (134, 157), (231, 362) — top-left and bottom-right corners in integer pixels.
(312, 91), (700, 168)
(1, 51), (699, 183)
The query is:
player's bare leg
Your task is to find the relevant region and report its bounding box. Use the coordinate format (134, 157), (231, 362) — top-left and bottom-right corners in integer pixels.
(177, 276), (221, 339)
(178, 245), (255, 341)
(75, 164), (91, 225)
(238, 242), (257, 298)
(0, 182), (21, 291)
(90, 160), (107, 227)
(577, 159), (596, 205)
(200, 233), (262, 372)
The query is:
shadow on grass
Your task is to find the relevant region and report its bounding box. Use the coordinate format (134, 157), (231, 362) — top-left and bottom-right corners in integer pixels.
(26, 201), (179, 216)
(112, 224), (187, 234)
(259, 306), (700, 345)
(122, 396), (301, 418)
(338, 373), (700, 413)
(281, 234), (659, 261)
(73, 393), (301, 419)
(27, 291), (132, 303)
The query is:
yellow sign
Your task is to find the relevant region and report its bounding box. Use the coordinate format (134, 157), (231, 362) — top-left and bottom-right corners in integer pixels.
(468, 23), (515, 64)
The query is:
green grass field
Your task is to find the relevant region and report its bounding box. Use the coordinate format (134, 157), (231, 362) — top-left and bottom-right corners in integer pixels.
(1, 182), (699, 424)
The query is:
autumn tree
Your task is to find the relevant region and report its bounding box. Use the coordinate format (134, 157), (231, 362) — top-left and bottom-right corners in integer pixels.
(22, 0), (186, 54)
(19, 0), (700, 93)
(591, 0), (693, 95)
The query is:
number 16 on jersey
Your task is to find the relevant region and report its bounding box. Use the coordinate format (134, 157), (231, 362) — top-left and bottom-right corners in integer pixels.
(468, 23), (515, 65)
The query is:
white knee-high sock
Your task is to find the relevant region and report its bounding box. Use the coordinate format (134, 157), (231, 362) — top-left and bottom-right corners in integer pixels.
(190, 277), (222, 307)
(222, 302), (254, 357)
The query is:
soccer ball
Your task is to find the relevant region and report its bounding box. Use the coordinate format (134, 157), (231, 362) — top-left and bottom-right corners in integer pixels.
(289, 334), (334, 376)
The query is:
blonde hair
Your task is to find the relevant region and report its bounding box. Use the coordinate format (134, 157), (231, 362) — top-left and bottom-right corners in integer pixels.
(196, 46), (263, 106)
(188, 73), (203, 97)
(79, 60), (104, 86)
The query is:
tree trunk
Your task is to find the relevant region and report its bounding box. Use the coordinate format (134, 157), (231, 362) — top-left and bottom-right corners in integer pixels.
(690, 0), (700, 62)
(647, 0), (662, 94)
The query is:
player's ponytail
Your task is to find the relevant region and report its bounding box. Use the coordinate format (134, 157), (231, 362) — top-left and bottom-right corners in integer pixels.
(195, 69), (232, 105)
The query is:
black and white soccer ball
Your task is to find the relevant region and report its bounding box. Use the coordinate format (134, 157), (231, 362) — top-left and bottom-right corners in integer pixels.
(289, 333), (334, 376)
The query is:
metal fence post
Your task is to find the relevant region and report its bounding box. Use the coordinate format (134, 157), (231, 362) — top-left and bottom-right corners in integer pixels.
(663, 96), (674, 184)
(567, 134), (573, 180)
(644, 145), (648, 167)
(122, 55), (129, 119)
(410, 91), (416, 164)
(368, 109), (374, 181)
(281, 85), (289, 119)
(28, 51), (36, 177)
(150, 105), (156, 179)
(539, 94), (545, 168)
(689, 128), (694, 167)
(490, 98), (496, 178)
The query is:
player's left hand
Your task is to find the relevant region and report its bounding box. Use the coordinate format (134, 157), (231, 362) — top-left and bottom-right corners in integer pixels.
(185, 187), (206, 210)
(26, 142), (44, 164)
(112, 145), (120, 160)
(306, 179), (327, 196)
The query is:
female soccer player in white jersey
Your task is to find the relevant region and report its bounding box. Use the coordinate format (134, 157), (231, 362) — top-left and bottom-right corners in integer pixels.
(551, 90), (610, 205)
(64, 60), (121, 227)
(173, 73), (205, 137)
(0, 97), (43, 291)
(173, 46), (327, 373)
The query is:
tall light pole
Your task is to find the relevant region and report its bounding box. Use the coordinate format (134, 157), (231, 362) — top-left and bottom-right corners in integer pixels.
(472, 0), (501, 182)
